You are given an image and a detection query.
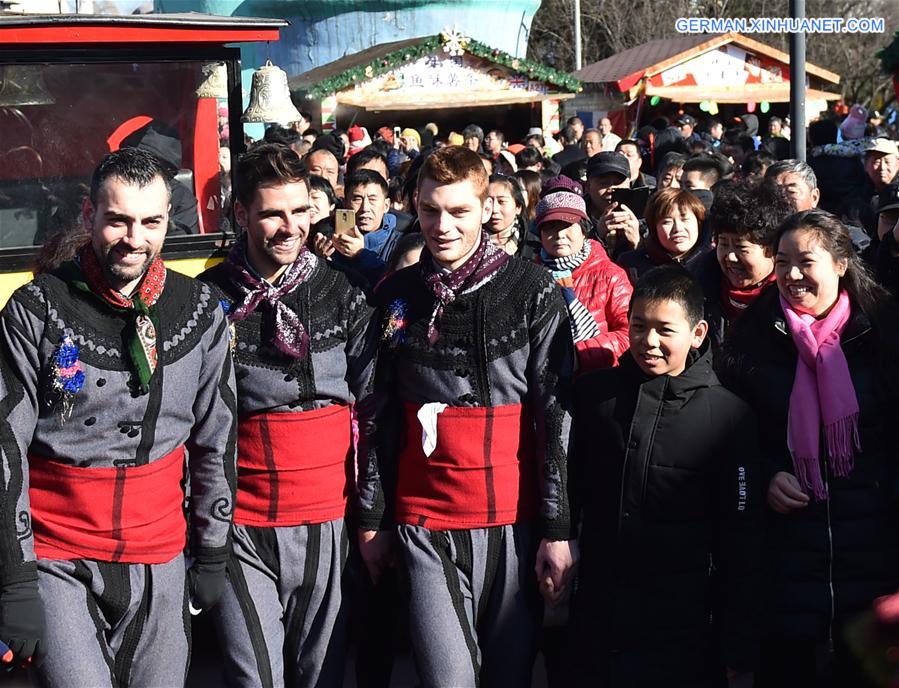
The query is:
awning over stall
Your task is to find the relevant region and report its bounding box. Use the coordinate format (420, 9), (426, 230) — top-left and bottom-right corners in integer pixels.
(574, 31), (840, 103)
(290, 29), (580, 111)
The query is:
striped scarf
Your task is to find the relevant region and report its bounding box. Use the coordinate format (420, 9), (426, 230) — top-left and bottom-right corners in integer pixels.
(541, 242), (600, 344)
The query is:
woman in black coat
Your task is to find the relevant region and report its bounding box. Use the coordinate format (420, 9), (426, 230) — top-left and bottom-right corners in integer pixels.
(692, 178), (795, 354)
(617, 187), (709, 284)
(721, 209), (899, 688)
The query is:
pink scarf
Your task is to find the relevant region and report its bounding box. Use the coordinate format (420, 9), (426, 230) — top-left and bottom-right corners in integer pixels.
(780, 291), (861, 500)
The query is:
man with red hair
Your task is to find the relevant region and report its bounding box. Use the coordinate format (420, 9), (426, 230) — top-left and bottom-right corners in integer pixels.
(358, 145), (578, 686)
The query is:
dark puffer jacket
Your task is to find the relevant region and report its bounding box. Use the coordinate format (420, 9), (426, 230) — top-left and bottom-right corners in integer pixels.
(720, 287), (899, 641)
(571, 344), (763, 687)
(616, 237), (710, 286)
(692, 249), (729, 354)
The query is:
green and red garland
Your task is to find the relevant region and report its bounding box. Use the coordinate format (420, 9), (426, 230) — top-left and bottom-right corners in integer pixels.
(307, 30), (582, 100)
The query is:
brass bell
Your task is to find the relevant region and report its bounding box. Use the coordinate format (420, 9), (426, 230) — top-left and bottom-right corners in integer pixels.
(241, 60), (301, 124)
(0, 65), (54, 107)
(196, 61), (228, 99)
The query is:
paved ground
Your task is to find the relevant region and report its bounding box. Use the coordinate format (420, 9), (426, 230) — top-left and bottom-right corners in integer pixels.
(0, 608), (552, 686)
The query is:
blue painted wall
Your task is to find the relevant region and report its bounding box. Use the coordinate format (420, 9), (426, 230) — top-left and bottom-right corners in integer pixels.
(156, 0), (540, 77)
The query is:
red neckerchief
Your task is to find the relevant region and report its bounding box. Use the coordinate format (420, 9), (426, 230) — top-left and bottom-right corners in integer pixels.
(719, 272), (775, 321)
(78, 246), (166, 393)
(79, 245), (166, 311)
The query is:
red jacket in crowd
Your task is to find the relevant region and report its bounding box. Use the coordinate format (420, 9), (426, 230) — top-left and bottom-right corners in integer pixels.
(539, 238), (632, 373)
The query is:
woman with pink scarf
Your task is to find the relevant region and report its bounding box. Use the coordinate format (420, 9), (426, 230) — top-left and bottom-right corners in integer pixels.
(721, 209), (899, 688)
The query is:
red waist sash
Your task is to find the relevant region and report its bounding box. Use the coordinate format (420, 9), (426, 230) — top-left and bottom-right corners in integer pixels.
(396, 403), (536, 530)
(235, 404), (352, 527)
(29, 446), (186, 564)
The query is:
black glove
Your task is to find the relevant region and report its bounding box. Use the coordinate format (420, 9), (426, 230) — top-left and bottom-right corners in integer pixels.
(188, 559), (227, 613)
(0, 579), (45, 665)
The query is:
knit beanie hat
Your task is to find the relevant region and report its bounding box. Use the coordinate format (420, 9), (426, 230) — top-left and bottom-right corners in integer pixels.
(535, 191), (588, 231)
(840, 104), (868, 141)
(540, 175), (584, 199)
(401, 128), (421, 148)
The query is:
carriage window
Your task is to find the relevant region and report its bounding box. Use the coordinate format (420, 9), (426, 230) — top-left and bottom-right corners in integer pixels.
(0, 60), (229, 250)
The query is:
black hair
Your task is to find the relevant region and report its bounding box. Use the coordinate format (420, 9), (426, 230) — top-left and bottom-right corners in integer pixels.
(308, 174), (339, 210)
(709, 151), (735, 179)
(387, 175), (405, 205)
(775, 210), (891, 322)
(488, 173), (528, 236)
(493, 154), (515, 176)
(682, 155), (722, 186)
(263, 124), (301, 147)
(515, 168), (542, 221)
(630, 265), (705, 327)
(367, 139), (392, 158)
(525, 133), (546, 149)
(346, 146), (389, 178)
(304, 128), (320, 138)
(725, 132), (756, 155)
(657, 152), (686, 177)
(516, 146), (543, 170)
(90, 147), (172, 205)
(709, 177), (795, 249)
(234, 143), (307, 207)
(615, 139), (641, 154)
(387, 232), (426, 272)
(560, 158), (588, 185)
(462, 124), (485, 145)
(344, 168), (388, 197)
(687, 139), (711, 155)
(560, 125), (578, 146)
(741, 149), (777, 177)
(489, 174), (526, 209)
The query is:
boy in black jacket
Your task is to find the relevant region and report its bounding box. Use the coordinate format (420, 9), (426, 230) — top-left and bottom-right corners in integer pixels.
(571, 266), (762, 688)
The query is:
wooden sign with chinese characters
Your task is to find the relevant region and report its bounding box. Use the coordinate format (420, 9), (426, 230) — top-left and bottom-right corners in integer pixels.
(337, 52), (570, 111)
(650, 45), (787, 89)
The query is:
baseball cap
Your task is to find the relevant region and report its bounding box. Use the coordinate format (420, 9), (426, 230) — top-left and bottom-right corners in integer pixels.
(866, 138), (899, 157)
(677, 114), (697, 127)
(877, 183), (899, 213)
(586, 151), (630, 180)
(535, 191), (588, 230)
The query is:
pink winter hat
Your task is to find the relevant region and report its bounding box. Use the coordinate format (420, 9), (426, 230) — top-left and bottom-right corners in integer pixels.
(840, 104), (868, 141)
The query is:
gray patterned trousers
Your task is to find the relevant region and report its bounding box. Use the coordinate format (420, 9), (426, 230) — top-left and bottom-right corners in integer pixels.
(210, 520), (349, 688)
(396, 523), (540, 688)
(36, 553), (190, 687)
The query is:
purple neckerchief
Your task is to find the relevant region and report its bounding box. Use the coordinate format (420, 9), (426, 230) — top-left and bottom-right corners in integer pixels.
(224, 234), (317, 359)
(420, 231), (510, 346)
